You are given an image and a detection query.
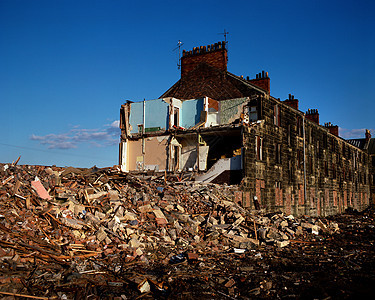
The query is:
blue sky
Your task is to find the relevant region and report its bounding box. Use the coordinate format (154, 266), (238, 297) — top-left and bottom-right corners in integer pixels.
(1, 0), (374, 167)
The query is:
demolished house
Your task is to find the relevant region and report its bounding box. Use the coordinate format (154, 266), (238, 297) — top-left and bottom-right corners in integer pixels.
(119, 41), (373, 217)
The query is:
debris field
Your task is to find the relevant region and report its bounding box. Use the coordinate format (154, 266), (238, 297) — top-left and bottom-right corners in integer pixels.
(0, 162), (374, 299)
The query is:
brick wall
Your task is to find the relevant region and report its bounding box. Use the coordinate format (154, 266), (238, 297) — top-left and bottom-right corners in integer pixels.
(181, 42), (227, 78)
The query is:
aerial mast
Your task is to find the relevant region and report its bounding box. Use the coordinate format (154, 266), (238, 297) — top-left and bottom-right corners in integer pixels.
(173, 40), (184, 70)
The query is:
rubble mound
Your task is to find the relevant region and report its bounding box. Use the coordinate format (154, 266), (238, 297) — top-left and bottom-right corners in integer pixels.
(0, 163), (374, 299)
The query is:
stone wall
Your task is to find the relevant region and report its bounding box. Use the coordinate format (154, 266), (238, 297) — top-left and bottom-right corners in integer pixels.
(241, 95), (370, 216)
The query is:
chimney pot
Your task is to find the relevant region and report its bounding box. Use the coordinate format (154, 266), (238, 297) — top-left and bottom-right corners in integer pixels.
(366, 129), (371, 141)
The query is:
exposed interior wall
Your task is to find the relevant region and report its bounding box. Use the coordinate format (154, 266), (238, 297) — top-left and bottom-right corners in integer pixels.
(128, 99), (170, 134)
(181, 98), (204, 129)
(119, 141), (127, 172)
(198, 146), (210, 171)
(206, 97), (219, 127)
(179, 136), (198, 171)
(164, 97), (182, 128)
(127, 136), (169, 171)
(219, 97), (248, 125)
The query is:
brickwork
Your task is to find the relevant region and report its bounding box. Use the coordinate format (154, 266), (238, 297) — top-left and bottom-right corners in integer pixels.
(241, 94), (370, 216)
(181, 42), (227, 78)
(248, 71), (270, 93)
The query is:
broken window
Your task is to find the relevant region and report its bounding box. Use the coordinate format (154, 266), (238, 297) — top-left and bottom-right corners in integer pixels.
(256, 136), (263, 160)
(274, 104), (281, 126)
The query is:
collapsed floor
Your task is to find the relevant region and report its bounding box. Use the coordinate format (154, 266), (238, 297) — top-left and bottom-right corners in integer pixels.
(0, 163), (374, 299)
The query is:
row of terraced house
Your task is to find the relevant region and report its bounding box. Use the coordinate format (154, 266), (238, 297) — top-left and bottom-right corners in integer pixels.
(119, 41), (375, 216)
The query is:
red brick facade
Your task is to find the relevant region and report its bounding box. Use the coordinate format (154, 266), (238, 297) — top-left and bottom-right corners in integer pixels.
(181, 42), (227, 78)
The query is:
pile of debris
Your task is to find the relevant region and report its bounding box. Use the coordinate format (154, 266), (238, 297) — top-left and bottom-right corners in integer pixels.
(0, 161), (373, 299)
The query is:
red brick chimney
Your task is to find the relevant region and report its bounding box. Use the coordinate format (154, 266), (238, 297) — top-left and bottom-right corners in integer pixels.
(283, 94), (299, 110)
(324, 122), (339, 136)
(248, 71), (270, 94)
(306, 109), (319, 125)
(181, 41), (228, 78)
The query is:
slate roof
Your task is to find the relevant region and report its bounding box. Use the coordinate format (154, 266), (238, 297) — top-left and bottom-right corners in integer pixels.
(347, 139), (367, 149)
(347, 138), (375, 155)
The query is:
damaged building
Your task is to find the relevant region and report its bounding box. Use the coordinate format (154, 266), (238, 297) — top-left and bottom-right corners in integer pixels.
(119, 41), (373, 217)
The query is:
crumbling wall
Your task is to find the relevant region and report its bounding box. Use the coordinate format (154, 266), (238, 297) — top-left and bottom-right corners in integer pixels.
(219, 97), (248, 125)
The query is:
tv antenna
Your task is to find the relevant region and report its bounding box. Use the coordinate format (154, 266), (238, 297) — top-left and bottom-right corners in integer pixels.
(219, 29), (229, 43)
(173, 40), (184, 69)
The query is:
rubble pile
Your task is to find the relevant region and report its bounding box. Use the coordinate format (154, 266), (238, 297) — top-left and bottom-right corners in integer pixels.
(0, 162), (374, 299)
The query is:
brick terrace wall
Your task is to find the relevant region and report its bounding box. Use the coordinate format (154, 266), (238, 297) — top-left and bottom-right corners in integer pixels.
(241, 95), (370, 216)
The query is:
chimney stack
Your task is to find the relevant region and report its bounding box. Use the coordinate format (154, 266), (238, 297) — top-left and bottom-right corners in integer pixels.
(283, 94), (299, 110)
(306, 109), (319, 125)
(248, 70), (270, 94)
(366, 129), (371, 142)
(181, 41), (228, 78)
(324, 122), (339, 136)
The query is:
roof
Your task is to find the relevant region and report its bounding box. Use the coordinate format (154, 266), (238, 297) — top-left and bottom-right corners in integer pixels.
(160, 63), (267, 101)
(347, 138), (375, 154)
(347, 139), (367, 149)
